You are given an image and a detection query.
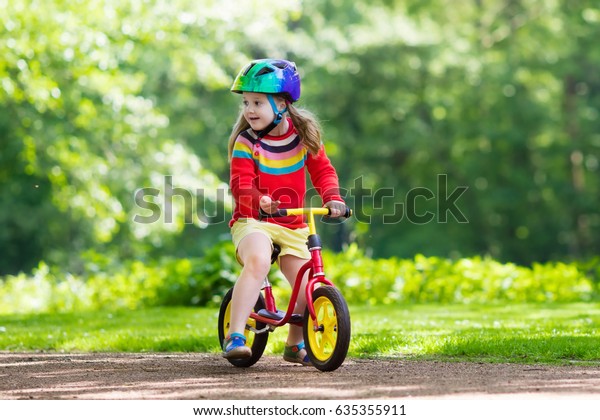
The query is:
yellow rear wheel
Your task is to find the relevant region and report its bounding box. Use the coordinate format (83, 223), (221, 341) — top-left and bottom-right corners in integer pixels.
(218, 288), (269, 368)
(222, 299), (260, 347)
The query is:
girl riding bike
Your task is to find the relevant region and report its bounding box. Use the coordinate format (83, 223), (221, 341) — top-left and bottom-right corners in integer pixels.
(225, 58), (346, 366)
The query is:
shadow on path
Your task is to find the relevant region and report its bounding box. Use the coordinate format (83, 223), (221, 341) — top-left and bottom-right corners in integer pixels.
(1, 353), (600, 400)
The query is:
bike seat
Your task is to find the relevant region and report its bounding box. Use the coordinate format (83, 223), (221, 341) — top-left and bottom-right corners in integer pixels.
(270, 243), (281, 264)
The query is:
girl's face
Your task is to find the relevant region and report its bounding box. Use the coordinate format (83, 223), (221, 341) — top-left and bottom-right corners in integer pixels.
(242, 92), (286, 132)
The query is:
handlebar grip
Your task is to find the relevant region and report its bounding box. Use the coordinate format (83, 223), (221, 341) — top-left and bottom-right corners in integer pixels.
(258, 208), (288, 220)
(258, 207), (352, 220)
(325, 206), (352, 218)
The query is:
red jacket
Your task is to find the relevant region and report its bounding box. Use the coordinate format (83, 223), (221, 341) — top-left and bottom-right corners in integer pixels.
(230, 119), (344, 229)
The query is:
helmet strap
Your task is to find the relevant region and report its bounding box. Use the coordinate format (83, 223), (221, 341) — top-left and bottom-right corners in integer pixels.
(253, 94), (287, 139)
(267, 94), (287, 124)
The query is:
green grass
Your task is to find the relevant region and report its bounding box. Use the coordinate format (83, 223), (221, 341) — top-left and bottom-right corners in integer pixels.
(1, 303), (600, 364)
(351, 303), (600, 364)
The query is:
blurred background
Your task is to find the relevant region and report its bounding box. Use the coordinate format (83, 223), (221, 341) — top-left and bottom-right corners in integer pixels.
(1, 0), (599, 285)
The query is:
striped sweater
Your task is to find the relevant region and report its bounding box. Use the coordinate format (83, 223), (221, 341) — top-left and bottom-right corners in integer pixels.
(229, 119), (344, 229)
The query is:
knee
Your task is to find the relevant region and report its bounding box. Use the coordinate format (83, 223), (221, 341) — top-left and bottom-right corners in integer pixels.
(242, 253), (271, 279)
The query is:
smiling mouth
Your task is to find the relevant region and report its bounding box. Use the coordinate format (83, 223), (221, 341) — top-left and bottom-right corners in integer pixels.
(248, 117), (263, 126)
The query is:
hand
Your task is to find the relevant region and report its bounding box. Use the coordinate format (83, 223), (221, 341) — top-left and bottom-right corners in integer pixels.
(259, 196), (281, 214)
(324, 200), (347, 218)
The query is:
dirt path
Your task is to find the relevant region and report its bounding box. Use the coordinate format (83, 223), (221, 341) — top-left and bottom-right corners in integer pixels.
(1, 352), (600, 400)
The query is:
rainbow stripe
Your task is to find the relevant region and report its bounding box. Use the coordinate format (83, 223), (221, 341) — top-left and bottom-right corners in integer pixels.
(232, 131), (307, 175)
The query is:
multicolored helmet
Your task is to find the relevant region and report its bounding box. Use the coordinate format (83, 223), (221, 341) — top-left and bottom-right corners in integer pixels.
(231, 59), (301, 102)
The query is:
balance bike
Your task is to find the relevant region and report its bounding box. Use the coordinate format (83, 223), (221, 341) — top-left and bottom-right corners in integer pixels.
(218, 207), (352, 372)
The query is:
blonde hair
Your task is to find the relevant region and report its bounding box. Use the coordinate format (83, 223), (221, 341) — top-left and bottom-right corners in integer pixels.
(228, 95), (322, 160)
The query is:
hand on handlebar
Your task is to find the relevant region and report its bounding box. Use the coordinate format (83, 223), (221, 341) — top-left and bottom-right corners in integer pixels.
(259, 196), (281, 214)
(257, 201), (352, 220)
(324, 200), (347, 218)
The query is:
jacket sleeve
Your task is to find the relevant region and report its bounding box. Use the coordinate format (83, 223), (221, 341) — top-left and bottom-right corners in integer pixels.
(306, 144), (344, 205)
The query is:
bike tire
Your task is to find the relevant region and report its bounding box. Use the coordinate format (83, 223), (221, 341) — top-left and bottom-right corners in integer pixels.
(303, 285), (351, 372)
(218, 287), (269, 368)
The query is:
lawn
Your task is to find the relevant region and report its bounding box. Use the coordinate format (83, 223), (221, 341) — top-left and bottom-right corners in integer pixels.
(1, 303), (599, 364)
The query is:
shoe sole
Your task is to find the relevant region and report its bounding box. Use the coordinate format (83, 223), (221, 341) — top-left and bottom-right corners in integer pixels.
(283, 355), (312, 366)
(223, 346), (252, 359)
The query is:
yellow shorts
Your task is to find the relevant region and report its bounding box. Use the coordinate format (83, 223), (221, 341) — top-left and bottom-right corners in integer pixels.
(231, 218), (311, 262)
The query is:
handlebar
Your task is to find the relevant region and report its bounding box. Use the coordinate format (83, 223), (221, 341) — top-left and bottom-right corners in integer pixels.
(259, 206), (353, 220)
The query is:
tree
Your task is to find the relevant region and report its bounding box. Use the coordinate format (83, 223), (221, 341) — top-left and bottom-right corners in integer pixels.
(0, 0), (228, 273)
(2, 0), (599, 274)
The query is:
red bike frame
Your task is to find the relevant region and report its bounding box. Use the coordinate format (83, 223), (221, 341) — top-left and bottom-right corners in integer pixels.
(249, 208), (340, 331)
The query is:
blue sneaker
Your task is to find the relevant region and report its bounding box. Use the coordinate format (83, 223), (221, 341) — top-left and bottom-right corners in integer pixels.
(222, 333), (252, 359)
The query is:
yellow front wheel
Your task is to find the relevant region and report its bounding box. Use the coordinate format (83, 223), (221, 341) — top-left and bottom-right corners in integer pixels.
(303, 286), (351, 371)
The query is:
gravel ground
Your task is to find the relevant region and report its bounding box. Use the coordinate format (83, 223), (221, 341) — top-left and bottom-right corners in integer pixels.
(1, 352), (600, 400)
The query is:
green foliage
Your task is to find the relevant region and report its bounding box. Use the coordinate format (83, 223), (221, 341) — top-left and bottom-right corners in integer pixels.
(0, 242), (240, 314)
(1, 242), (598, 315)
(0, 0), (234, 274)
(2, 0), (600, 277)
(324, 245), (598, 305)
(83, 243), (241, 309)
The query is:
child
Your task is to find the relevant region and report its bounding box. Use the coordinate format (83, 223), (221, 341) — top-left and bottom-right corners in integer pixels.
(224, 58), (346, 365)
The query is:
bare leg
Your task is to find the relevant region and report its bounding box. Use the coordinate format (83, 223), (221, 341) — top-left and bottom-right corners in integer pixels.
(227, 233), (272, 337)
